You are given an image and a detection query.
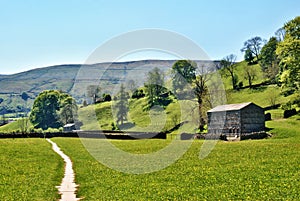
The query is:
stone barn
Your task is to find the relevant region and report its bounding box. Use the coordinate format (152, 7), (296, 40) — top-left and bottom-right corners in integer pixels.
(207, 102), (265, 139)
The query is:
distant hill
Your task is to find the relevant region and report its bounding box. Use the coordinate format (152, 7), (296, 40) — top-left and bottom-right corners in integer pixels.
(0, 60), (219, 114)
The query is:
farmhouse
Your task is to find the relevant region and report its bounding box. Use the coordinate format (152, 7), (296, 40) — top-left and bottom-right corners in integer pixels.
(207, 102), (265, 139)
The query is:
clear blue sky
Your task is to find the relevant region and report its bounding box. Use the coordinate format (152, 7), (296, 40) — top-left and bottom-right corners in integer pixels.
(0, 0), (299, 74)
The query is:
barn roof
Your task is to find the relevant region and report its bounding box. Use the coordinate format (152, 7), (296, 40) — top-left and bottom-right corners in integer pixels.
(208, 102), (254, 112)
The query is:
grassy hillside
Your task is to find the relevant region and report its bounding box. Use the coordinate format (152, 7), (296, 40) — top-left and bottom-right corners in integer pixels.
(220, 61), (264, 90)
(78, 97), (193, 133)
(226, 85), (288, 107)
(76, 60), (296, 133)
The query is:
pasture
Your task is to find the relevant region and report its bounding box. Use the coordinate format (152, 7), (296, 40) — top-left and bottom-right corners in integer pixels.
(0, 114), (299, 200)
(0, 138), (64, 201)
(51, 114), (300, 200)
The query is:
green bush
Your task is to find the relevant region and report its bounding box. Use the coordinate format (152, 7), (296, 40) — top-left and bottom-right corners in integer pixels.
(45, 128), (60, 133)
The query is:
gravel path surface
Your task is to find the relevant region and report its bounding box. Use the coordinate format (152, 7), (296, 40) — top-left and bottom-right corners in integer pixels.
(47, 139), (80, 201)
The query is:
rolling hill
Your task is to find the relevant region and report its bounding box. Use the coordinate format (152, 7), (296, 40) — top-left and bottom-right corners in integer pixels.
(0, 60), (219, 115)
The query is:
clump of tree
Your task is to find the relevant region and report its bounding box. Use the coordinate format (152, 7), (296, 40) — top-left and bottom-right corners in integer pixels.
(131, 89), (145, 99)
(171, 60), (196, 98)
(102, 93), (112, 102)
(29, 90), (78, 130)
(244, 48), (255, 65)
(260, 37), (280, 83)
(145, 67), (170, 108)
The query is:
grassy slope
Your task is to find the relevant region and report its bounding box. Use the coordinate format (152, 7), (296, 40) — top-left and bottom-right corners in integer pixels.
(79, 98), (198, 131)
(221, 61), (264, 90)
(0, 118), (33, 133)
(53, 114), (300, 200)
(0, 138), (64, 200)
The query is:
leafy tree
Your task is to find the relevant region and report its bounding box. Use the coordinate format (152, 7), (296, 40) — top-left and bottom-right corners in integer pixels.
(260, 37), (280, 82)
(131, 89), (145, 99)
(243, 65), (257, 88)
(145, 67), (166, 106)
(21, 92), (29, 102)
(172, 60), (196, 96)
(276, 16), (300, 90)
(59, 96), (78, 125)
(20, 92), (30, 116)
(30, 90), (61, 129)
(244, 48), (255, 64)
(241, 36), (265, 60)
(87, 85), (101, 104)
(30, 90), (77, 129)
(221, 54), (238, 90)
(103, 93), (112, 102)
(114, 84), (129, 125)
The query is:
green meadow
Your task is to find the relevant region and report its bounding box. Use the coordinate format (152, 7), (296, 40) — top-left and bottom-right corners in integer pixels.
(1, 115), (299, 200)
(48, 114), (300, 200)
(0, 138), (64, 201)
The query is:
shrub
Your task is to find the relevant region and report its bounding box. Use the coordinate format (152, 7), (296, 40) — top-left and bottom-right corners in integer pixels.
(281, 89), (295, 97)
(238, 81), (243, 89)
(103, 94), (112, 102)
(82, 100), (88, 107)
(132, 89), (145, 99)
(48, 128), (61, 133)
(284, 109), (297, 118)
(34, 128), (43, 133)
(111, 122), (118, 131)
(265, 113), (271, 121)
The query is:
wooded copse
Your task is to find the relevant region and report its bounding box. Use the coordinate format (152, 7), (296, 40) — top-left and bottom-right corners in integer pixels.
(29, 90), (78, 130)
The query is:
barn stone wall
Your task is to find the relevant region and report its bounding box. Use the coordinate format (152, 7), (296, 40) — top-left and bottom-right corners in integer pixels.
(240, 104), (265, 133)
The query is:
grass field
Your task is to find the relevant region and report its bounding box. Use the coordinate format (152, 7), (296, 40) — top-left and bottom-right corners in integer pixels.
(0, 138), (64, 201)
(52, 113), (300, 200)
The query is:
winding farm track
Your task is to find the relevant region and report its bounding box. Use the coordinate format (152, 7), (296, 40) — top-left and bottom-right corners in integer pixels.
(46, 139), (80, 201)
